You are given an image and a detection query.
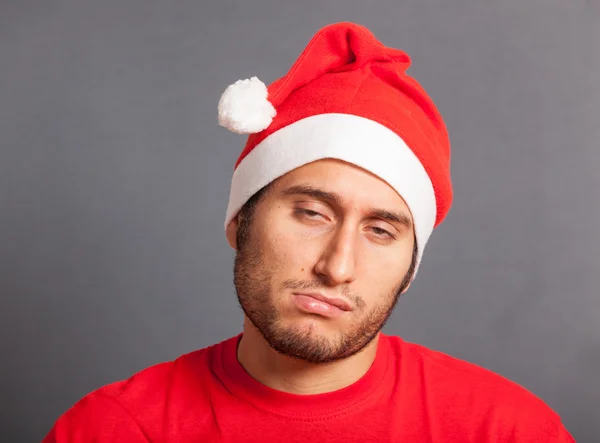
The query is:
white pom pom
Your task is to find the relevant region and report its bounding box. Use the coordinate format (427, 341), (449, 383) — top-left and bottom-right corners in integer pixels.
(217, 77), (276, 134)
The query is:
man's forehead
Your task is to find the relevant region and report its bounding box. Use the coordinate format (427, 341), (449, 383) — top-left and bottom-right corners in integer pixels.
(273, 159), (405, 202)
(269, 160), (413, 225)
(276, 159), (374, 185)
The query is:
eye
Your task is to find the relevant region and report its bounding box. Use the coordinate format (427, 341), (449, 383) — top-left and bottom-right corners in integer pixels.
(369, 226), (395, 239)
(295, 208), (325, 219)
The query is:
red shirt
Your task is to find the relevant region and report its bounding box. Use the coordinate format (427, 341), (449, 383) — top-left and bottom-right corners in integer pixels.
(43, 334), (575, 442)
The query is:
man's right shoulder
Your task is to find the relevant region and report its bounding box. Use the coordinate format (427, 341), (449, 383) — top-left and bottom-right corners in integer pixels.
(83, 343), (214, 411)
(43, 339), (227, 443)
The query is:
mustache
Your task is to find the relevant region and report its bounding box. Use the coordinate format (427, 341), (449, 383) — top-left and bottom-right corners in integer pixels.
(282, 279), (366, 311)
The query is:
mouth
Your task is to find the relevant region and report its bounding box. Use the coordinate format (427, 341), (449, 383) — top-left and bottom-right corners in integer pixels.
(291, 292), (352, 318)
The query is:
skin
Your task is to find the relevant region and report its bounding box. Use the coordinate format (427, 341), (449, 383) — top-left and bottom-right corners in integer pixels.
(226, 159), (416, 395)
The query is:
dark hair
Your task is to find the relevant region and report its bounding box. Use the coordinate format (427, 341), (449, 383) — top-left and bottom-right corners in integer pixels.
(236, 185), (418, 293)
(397, 234), (418, 294)
(235, 185), (270, 251)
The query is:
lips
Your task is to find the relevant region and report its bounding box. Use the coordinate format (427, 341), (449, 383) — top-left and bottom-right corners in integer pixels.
(295, 292), (352, 311)
(291, 292), (352, 318)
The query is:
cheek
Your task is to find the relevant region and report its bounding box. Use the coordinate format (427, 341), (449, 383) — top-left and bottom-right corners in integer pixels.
(369, 252), (410, 276)
(358, 243), (413, 291)
(257, 220), (318, 276)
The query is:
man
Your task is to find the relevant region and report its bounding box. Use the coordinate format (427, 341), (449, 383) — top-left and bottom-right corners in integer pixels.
(43, 22), (575, 442)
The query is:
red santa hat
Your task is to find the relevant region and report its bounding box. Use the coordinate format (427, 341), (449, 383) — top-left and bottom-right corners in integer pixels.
(218, 22), (452, 276)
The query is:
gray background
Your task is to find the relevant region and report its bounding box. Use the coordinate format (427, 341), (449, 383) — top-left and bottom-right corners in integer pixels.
(1, 1), (598, 441)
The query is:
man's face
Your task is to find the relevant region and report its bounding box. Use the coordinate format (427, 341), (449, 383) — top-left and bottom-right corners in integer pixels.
(231, 159), (416, 363)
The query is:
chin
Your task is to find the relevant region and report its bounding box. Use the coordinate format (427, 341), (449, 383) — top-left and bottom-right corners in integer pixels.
(283, 316), (341, 338)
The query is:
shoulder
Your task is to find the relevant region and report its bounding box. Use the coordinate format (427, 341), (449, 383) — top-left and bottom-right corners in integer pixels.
(93, 343), (215, 410)
(386, 334), (547, 403)
(384, 335), (575, 442)
(43, 338), (231, 442)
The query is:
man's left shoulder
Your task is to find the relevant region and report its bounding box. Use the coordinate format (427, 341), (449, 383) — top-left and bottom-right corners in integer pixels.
(390, 335), (548, 403)
(385, 335), (575, 441)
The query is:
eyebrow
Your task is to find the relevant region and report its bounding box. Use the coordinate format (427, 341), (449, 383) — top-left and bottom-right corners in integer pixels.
(281, 184), (413, 231)
(282, 185), (340, 204)
(370, 209), (413, 231)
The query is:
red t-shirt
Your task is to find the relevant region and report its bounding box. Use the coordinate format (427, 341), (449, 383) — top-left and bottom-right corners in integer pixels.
(43, 334), (575, 442)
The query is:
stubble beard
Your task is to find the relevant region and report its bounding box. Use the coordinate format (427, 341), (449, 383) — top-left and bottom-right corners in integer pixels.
(233, 236), (406, 364)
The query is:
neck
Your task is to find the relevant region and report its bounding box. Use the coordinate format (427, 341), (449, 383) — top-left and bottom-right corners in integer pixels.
(236, 317), (380, 395)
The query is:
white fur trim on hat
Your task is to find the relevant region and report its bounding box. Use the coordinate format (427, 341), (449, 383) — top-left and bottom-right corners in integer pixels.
(224, 113), (437, 276)
(217, 77), (276, 134)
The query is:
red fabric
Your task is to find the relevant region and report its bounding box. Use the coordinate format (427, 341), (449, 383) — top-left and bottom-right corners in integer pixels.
(235, 22), (452, 227)
(43, 334), (575, 442)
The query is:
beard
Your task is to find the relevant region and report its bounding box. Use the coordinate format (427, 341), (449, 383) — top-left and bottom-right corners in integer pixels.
(233, 233), (406, 364)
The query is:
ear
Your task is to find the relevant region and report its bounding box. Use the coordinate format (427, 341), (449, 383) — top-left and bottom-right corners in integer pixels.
(400, 282), (412, 294)
(225, 217), (239, 250)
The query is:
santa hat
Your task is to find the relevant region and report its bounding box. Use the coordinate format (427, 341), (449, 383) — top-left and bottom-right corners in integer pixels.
(218, 22), (452, 277)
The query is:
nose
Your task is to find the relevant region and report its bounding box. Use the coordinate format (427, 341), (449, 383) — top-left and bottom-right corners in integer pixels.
(313, 224), (357, 286)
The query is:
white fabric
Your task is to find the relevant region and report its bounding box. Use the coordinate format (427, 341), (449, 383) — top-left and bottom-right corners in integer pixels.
(217, 77), (276, 134)
(224, 113), (436, 275)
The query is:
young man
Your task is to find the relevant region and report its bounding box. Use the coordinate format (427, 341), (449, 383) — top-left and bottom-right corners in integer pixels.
(43, 22), (575, 442)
